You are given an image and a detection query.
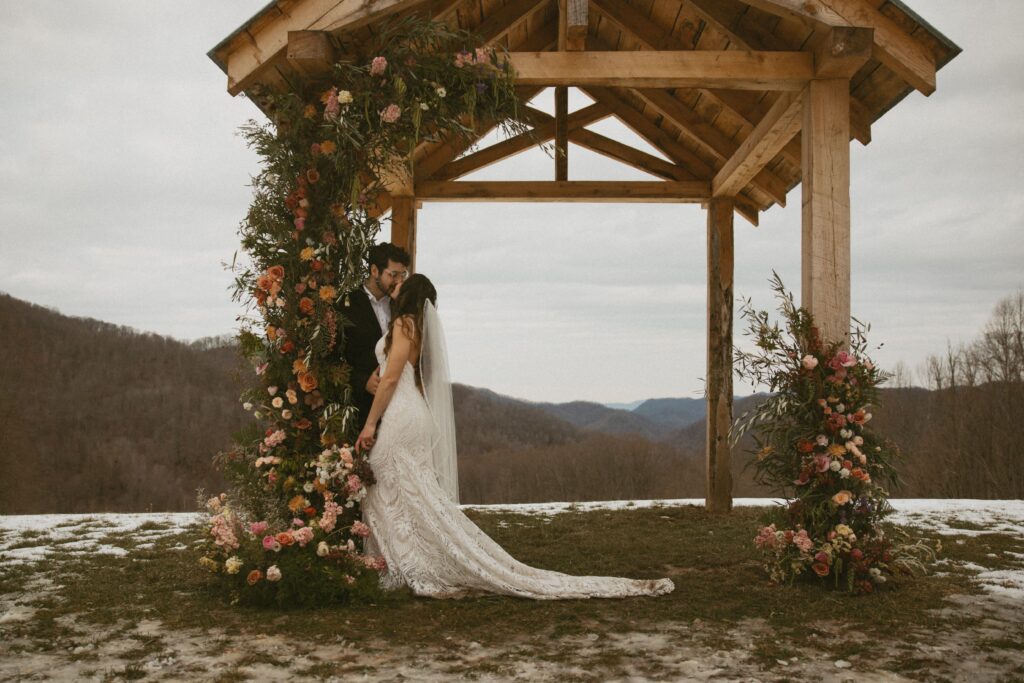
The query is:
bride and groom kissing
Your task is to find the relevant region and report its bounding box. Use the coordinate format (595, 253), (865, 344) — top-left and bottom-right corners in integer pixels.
(342, 242), (675, 600)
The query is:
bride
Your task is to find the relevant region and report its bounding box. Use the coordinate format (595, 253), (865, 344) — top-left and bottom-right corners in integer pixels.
(355, 273), (675, 600)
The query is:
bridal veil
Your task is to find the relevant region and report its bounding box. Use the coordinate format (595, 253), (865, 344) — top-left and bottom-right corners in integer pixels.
(420, 300), (459, 503)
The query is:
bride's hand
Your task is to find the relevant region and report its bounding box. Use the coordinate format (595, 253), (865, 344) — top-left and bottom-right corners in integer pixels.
(355, 424), (376, 453)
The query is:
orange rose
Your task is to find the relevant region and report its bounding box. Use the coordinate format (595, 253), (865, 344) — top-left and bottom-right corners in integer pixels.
(246, 569), (262, 585)
(256, 274), (272, 292)
(832, 490), (853, 506)
(298, 372), (318, 392)
(276, 532), (295, 547)
(267, 265), (285, 281)
(292, 359), (308, 375)
(298, 297), (315, 315)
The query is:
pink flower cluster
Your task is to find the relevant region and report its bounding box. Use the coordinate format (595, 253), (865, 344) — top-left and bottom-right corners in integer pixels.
(379, 104), (401, 123)
(210, 513), (239, 551)
(351, 520), (371, 538)
(370, 56), (388, 76)
(319, 500), (342, 534)
(454, 47), (494, 68)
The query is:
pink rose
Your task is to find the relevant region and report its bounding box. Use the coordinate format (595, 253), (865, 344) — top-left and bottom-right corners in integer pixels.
(250, 521), (268, 535)
(370, 56), (388, 76)
(262, 535), (281, 552)
(379, 104), (401, 123)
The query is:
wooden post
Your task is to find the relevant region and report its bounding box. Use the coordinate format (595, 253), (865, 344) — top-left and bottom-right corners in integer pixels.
(391, 196), (418, 272)
(554, 87), (569, 180)
(801, 79), (851, 347)
(706, 197), (734, 513)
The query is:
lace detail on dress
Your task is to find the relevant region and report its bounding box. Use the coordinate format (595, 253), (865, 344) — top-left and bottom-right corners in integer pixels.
(360, 338), (675, 600)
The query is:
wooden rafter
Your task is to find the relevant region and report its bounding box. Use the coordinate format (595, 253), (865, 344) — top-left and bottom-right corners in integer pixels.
(740, 0), (936, 95)
(415, 180), (711, 202)
(712, 91), (802, 199)
(633, 88), (789, 206)
(506, 50), (814, 90)
(431, 103), (610, 181)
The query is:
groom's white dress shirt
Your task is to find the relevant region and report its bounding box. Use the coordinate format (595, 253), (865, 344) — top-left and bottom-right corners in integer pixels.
(364, 285), (391, 335)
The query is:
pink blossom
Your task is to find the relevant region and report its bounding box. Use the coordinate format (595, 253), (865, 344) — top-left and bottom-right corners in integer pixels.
(343, 574), (356, 585)
(370, 56), (388, 76)
(262, 535), (281, 552)
(292, 518), (305, 527)
(351, 521), (371, 538)
(249, 521), (268, 535)
(319, 500), (341, 534)
(837, 351), (857, 367)
(793, 529), (814, 553)
(293, 527), (315, 547)
(264, 429), (286, 448)
(815, 551), (830, 564)
(754, 524), (778, 549)
(209, 513), (239, 551)
(346, 474), (363, 496)
(379, 104), (401, 123)
(294, 217), (305, 231)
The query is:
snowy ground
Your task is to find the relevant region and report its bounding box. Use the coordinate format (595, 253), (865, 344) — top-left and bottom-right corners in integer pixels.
(2, 499), (1023, 682)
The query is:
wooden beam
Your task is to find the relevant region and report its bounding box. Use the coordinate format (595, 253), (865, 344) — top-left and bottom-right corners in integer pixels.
(713, 91), (802, 198)
(591, 0), (684, 51)
(415, 180), (711, 202)
(705, 197), (734, 513)
(814, 26), (873, 78)
(802, 79), (851, 346)
(431, 102), (608, 181)
(472, 0), (549, 49)
(554, 87), (569, 180)
(568, 128), (695, 181)
(633, 88), (789, 206)
(285, 30), (337, 82)
(221, 0), (430, 95)
(390, 196), (418, 272)
(506, 51), (814, 90)
(565, 0), (588, 51)
(740, 0), (936, 95)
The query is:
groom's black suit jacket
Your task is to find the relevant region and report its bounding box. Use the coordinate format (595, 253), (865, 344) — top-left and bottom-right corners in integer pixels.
(342, 287), (388, 431)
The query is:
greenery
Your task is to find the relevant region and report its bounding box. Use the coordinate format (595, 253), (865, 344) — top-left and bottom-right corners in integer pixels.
(733, 274), (938, 593)
(199, 16), (527, 606)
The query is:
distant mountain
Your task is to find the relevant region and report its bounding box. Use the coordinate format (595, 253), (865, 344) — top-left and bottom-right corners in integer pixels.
(530, 399), (673, 441)
(602, 400), (645, 411)
(633, 397), (707, 431)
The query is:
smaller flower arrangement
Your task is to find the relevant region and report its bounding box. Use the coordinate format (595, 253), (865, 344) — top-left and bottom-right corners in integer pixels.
(734, 274), (937, 593)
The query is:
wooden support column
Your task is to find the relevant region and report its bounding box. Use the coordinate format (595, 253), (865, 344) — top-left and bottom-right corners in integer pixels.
(801, 79), (851, 347)
(554, 87), (568, 180)
(390, 196), (418, 272)
(706, 198), (734, 513)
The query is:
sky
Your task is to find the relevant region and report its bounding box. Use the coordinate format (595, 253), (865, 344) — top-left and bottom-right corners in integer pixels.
(1, 1), (1021, 404)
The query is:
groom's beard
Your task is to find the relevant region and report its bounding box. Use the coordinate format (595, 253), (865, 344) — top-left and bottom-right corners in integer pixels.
(374, 276), (394, 297)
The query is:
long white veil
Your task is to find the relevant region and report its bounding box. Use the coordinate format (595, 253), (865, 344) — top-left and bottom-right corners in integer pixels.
(420, 300), (459, 503)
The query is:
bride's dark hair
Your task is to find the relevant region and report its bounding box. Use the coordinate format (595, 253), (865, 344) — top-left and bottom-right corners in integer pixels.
(384, 273), (437, 360)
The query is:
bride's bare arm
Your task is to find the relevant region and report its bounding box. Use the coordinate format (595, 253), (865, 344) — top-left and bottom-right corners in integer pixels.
(355, 318), (414, 452)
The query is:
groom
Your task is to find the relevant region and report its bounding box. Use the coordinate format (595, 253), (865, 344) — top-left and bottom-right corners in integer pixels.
(343, 242), (410, 431)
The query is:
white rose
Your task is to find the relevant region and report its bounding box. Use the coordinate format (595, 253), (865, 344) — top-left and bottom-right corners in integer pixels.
(801, 355), (818, 369)
(853, 436), (864, 446)
(338, 90), (353, 104)
(435, 86), (446, 98)
(303, 482), (313, 493)
(829, 461), (841, 472)
(839, 468), (850, 478)
(225, 556), (243, 574)
(266, 565), (282, 582)
(281, 410), (292, 419)
(835, 404), (845, 413)
(253, 411), (262, 419)
(420, 102), (429, 110)
(268, 386), (278, 396)
(242, 402), (253, 411)
(317, 541), (329, 557)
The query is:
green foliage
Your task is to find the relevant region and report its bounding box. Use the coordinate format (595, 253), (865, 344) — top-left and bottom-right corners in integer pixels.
(735, 274), (937, 594)
(199, 16), (526, 607)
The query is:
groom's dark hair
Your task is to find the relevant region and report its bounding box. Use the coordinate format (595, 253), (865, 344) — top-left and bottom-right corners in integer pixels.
(367, 242), (410, 272)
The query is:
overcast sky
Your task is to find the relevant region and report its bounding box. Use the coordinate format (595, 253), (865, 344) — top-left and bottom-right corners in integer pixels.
(1, 2), (1021, 404)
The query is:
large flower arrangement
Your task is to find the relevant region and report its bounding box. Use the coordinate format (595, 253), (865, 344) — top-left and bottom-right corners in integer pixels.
(733, 274), (936, 594)
(198, 17), (526, 606)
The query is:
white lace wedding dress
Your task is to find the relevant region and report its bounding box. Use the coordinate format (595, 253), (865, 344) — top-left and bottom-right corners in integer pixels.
(360, 337), (676, 600)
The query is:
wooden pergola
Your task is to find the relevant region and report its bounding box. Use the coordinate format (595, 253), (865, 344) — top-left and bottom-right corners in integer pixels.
(210, 0), (959, 512)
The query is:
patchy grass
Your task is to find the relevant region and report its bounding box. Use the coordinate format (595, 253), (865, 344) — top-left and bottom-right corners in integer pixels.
(2, 505), (1023, 681)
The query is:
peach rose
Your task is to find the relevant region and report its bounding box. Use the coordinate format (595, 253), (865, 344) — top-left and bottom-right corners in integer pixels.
(267, 265), (285, 281)
(319, 286), (337, 302)
(298, 372), (318, 392)
(832, 490), (853, 506)
(276, 532), (295, 547)
(298, 297), (315, 315)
